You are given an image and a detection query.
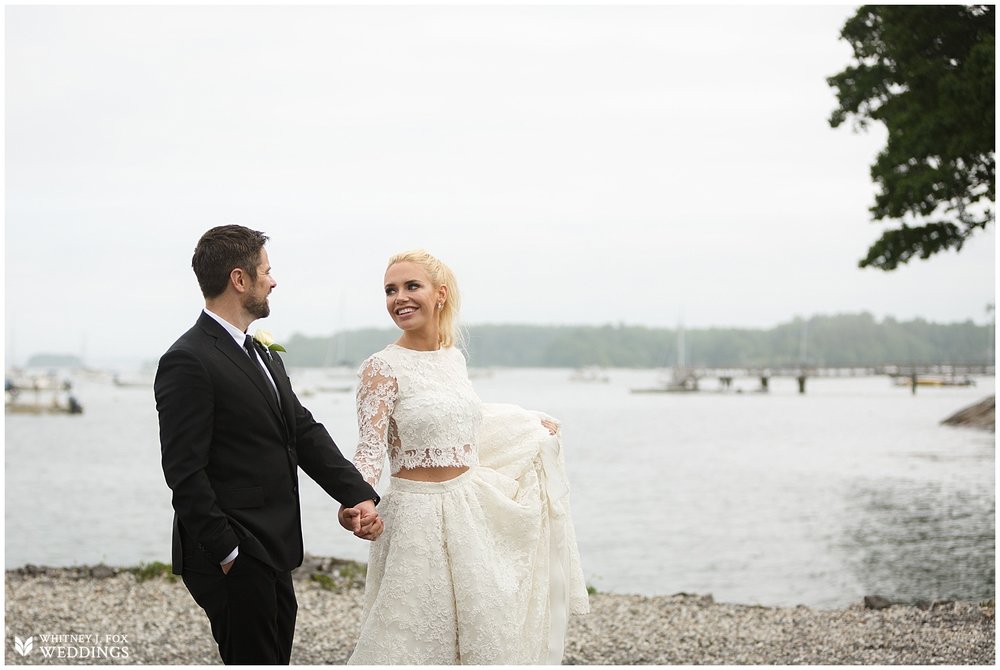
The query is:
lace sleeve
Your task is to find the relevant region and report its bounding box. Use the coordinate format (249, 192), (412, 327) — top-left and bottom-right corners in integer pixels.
(354, 355), (398, 488)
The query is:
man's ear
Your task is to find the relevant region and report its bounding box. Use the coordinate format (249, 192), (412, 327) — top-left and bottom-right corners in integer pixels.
(230, 268), (247, 294)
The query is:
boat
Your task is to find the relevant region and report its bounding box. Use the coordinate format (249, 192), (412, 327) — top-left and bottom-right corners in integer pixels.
(892, 374), (976, 388)
(5, 374), (83, 414)
(569, 367), (610, 383)
(631, 367), (700, 393)
(113, 373), (154, 388)
(630, 321), (700, 393)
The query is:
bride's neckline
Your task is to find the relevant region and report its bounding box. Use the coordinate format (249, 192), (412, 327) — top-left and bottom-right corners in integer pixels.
(388, 342), (445, 354)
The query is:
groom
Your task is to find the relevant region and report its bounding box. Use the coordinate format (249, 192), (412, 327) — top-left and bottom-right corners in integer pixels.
(155, 225), (381, 664)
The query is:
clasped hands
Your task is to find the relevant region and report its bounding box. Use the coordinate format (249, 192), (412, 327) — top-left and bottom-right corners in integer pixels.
(339, 499), (383, 541)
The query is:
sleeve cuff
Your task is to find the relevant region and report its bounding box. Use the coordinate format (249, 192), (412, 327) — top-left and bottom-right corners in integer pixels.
(220, 546), (239, 565)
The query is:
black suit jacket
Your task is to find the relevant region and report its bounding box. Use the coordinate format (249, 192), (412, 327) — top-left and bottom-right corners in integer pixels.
(155, 311), (378, 575)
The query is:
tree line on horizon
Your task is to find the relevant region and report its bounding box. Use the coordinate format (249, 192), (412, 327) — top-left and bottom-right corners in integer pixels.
(279, 312), (994, 369)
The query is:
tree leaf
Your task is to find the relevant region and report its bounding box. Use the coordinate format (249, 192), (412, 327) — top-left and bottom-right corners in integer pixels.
(829, 5), (995, 270)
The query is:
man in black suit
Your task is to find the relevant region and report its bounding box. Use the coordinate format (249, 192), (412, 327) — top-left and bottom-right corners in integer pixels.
(155, 225), (381, 664)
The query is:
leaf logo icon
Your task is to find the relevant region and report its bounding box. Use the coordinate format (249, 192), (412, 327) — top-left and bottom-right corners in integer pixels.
(14, 635), (34, 656)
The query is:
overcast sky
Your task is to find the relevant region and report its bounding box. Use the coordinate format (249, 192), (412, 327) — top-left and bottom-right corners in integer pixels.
(5, 4), (995, 367)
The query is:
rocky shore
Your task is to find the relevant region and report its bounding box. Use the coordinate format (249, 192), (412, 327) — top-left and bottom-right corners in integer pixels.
(942, 395), (996, 432)
(5, 558), (995, 665)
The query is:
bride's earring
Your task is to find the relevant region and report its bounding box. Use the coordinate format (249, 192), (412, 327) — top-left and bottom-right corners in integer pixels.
(437, 302), (443, 310)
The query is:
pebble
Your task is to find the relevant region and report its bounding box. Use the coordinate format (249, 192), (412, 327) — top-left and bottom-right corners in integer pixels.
(4, 559), (994, 665)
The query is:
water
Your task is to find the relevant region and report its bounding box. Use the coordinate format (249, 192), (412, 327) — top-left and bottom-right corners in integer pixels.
(4, 368), (994, 608)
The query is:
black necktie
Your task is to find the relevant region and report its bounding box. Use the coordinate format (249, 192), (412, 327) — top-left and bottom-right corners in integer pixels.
(244, 335), (280, 406)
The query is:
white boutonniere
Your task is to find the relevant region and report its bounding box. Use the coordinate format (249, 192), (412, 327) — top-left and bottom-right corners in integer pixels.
(253, 329), (287, 354)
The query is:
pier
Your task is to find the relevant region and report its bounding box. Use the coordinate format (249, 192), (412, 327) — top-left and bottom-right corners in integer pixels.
(5, 373), (84, 414)
(632, 363), (994, 394)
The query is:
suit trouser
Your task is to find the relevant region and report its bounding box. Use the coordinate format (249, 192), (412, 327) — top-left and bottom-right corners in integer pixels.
(182, 553), (297, 665)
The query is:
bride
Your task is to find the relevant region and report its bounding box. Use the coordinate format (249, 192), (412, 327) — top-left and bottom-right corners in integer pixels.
(341, 249), (589, 664)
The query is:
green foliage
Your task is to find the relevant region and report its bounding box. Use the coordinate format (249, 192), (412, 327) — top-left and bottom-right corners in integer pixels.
(129, 561), (176, 582)
(25, 353), (83, 368)
(828, 5), (995, 270)
(282, 315), (992, 368)
(308, 561), (367, 592)
(337, 561), (367, 581)
(310, 572), (337, 590)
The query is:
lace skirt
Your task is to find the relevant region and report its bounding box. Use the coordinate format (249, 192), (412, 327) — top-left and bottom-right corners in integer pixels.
(348, 404), (589, 665)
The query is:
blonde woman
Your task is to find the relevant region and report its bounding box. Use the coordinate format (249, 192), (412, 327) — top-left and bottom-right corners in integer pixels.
(342, 249), (589, 664)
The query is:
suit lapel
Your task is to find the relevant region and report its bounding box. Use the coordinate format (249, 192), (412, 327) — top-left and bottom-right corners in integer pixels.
(220, 339), (285, 422)
(259, 348), (295, 438)
(198, 313), (284, 423)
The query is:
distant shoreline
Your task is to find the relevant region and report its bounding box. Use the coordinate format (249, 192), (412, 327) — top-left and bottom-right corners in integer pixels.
(5, 558), (994, 665)
(11, 311), (995, 371)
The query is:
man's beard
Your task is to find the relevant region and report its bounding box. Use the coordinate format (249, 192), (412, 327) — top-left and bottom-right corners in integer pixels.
(245, 291), (270, 319)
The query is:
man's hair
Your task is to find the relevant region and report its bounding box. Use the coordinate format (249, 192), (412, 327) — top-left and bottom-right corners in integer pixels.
(191, 225), (270, 299)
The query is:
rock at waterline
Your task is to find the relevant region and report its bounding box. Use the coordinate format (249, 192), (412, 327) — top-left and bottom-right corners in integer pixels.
(941, 395), (995, 432)
(864, 595), (894, 610)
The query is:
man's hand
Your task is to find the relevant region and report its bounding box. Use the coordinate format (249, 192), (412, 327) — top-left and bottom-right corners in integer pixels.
(541, 418), (559, 435)
(339, 500), (384, 541)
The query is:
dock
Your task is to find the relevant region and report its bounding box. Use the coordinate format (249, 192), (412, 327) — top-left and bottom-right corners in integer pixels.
(5, 374), (84, 414)
(631, 363), (994, 395)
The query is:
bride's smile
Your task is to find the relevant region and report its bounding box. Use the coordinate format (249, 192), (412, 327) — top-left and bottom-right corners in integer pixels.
(384, 260), (447, 348)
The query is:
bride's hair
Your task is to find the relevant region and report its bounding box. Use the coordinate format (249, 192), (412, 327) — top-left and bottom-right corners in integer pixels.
(386, 249), (464, 349)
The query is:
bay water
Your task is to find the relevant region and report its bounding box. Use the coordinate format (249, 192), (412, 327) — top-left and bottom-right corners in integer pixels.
(5, 367), (994, 608)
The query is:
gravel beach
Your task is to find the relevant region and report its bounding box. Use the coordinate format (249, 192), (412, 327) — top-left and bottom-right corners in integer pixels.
(5, 559), (994, 665)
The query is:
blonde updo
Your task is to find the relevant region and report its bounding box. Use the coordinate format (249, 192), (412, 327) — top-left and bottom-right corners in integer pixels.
(386, 249), (463, 349)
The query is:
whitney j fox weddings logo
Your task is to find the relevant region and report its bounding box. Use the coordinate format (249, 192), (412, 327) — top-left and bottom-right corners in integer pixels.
(14, 636), (33, 656)
(10, 633), (130, 660)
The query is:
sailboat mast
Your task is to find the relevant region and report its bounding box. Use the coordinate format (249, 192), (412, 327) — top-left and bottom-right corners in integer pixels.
(677, 322), (685, 368)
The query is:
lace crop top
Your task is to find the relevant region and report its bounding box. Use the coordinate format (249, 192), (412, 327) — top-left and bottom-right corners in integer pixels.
(352, 344), (483, 487)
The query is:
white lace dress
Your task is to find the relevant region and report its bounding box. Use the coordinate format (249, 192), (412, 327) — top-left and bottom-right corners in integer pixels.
(348, 344), (589, 665)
